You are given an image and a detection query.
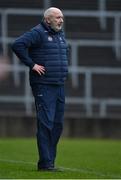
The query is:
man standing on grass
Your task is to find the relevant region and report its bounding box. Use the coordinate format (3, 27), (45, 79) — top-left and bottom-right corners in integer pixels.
(12, 7), (68, 171)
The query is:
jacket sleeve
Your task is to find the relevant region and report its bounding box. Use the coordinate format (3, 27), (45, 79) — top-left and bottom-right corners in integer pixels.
(12, 29), (41, 69)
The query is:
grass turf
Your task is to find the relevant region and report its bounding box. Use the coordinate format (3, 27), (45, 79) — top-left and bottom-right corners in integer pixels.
(0, 138), (120, 179)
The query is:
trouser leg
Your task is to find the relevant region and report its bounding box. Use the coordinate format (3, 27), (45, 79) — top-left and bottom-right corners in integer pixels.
(37, 121), (53, 168)
(31, 84), (57, 168)
(50, 123), (63, 166)
(50, 85), (65, 166)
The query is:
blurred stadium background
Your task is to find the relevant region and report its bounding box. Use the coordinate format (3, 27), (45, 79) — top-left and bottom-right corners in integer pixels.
(0, 0), (121, 138)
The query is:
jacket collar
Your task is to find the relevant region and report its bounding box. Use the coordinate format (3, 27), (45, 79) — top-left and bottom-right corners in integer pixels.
(41, 21), (62, 35)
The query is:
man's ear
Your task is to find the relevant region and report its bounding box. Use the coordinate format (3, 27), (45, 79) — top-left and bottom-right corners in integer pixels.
(46, 17), (51, 24)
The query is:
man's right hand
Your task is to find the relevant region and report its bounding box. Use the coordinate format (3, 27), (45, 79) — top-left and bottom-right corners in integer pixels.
(32, 64), (45, 75)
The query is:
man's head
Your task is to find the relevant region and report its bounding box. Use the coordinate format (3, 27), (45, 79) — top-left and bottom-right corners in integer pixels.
(43, 7), (64, 32)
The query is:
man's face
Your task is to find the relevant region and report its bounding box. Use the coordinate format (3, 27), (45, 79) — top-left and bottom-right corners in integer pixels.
(47, 10), (64, 32)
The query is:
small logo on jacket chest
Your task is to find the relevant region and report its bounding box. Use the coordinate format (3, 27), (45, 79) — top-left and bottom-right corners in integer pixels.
(48, 36), (53, 41)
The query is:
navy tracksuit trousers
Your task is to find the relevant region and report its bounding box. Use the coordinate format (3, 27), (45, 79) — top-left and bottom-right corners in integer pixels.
(31, 84), (65, 169)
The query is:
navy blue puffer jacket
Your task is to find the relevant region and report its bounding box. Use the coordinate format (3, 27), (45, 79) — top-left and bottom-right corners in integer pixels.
(12, 22), (68, 85)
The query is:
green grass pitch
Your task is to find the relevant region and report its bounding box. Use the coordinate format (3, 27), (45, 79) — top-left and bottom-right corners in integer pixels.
(0, 138), (120, 179)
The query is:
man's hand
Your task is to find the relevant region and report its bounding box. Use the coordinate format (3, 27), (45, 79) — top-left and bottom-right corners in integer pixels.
(32, 64), (45, 75)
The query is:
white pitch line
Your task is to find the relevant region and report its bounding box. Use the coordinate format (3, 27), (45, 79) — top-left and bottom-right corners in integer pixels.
(0, 158), (36, 165)
(0, 158), (120, 179)
(59, 166), (121, 179)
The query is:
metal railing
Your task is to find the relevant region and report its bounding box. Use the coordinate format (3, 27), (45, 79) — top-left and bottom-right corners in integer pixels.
(1, 61), (121, 118)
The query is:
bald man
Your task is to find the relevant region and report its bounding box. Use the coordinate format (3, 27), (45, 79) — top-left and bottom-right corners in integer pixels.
(12, 7), (68, 171)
